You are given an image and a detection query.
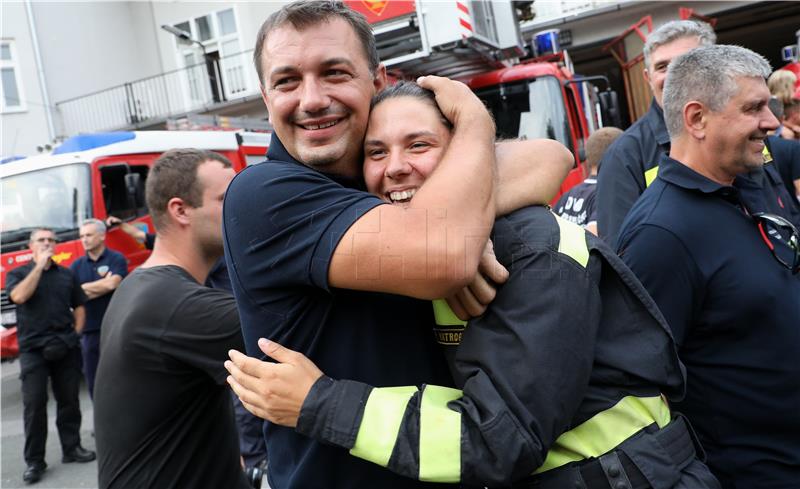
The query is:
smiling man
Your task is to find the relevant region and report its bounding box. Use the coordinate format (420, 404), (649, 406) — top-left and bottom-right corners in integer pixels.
(221, 2), (572, 488)
(617, 45), (800, 489)
(596, 20), (716, 244)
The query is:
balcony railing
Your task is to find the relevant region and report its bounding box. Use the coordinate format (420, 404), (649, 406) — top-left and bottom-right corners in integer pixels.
(57, 49), (259, 135)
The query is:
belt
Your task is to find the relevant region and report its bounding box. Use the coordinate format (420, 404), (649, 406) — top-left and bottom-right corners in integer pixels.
(515, 415), (701, 489)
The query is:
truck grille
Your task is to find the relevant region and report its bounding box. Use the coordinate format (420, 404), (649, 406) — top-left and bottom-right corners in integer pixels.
(1, 289), (17, 327)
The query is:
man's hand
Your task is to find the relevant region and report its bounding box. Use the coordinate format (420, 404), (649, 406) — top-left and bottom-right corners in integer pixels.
(105, 216), (122, 227)
(417, 75), (493, 134)
(225, 339), (323, 428)
(34, 248), (53, 270)
(445, 240), (509, 320)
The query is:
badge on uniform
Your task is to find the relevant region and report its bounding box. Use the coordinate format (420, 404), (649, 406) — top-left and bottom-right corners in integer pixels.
(97, 265), (109, 276)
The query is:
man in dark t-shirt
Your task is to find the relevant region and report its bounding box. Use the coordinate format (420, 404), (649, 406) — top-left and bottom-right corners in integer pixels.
(94, 149), (248, 489)
(555, 127), (622, 234)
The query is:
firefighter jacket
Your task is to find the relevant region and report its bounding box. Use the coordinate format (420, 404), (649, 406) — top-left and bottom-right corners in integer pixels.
(295, 205), (686, 486)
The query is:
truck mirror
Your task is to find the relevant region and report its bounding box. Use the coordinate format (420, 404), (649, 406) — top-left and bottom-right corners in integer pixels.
(124, 173), (144, 213)
(599, 91), (622, 129)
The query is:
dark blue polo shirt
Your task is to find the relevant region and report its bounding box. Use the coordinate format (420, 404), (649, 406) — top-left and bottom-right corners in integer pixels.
(223, 136), (454, 489)
(596, 99), (670, 245)
(617, 154), (800, 489)
(70, 248), (128, 334)
(554, 177), (597, 227)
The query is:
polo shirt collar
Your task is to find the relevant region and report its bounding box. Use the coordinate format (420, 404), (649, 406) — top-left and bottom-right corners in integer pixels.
(266, 134), (367, 190)
(643, 99), (671, 147)
(86, 247), (108, 263)
(657, 154), (737, 198)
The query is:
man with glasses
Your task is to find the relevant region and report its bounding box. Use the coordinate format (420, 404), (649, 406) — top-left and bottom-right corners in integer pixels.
(7, 228), (96, 485)
(617, 45), (800, 489)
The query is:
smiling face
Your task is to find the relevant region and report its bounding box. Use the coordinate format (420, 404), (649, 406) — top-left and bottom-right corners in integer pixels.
(363, 97), (452, 205)
(258, 18), (386, 178)
(705, 76), (779, 178)
(644, 36), (702, 107)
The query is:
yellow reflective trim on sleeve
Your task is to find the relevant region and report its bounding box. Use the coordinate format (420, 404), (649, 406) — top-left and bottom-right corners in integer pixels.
(644, 165), (659, 187)
(419, 385), (463, 482)
(535, 395), (671, 473)
(349, 386), (418, 467)
(432, 299), (466, 326)
(762, 145), (773, 163)
(554, 214), (590, 268)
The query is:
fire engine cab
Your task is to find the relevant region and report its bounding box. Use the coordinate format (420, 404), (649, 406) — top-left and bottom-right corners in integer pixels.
(0, 130), (269, 359)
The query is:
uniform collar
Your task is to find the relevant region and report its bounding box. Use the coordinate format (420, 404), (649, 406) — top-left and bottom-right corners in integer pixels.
(657, 154), (738, 200)
(86, 247), (108, 263)
(266, 134), (366, 190)
(643, 99), (671, 148)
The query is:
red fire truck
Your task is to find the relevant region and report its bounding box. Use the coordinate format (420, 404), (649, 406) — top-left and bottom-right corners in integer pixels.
(0, 130), (269, 359)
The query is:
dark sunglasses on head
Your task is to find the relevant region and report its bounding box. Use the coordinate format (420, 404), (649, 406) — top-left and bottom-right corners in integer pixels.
(752, 212), (800, 274)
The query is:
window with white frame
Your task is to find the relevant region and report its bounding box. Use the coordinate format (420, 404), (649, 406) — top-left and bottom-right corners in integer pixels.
(170, 7), (250, 106)
(1, 40), (26, 112)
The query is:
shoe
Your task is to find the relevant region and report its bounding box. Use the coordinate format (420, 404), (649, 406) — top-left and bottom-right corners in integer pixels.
(62, 445), (96, 463)
(23, 463), (46, 484)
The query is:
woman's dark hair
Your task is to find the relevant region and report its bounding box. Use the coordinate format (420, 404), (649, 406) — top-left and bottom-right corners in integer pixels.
(370, 81), (453, 130)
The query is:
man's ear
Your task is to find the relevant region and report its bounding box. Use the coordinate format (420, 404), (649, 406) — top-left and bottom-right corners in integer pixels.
(259, 83), (273, 124)
(166, 197), (191, 227)
(684, 101), (707, 139)
(373, 63), (388, 93)
(642, 67), (651, 85)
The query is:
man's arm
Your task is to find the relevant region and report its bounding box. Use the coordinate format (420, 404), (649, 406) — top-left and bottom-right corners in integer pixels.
(106, 216), (146, 243)
(227, 222), (601, 485)
(8, 252), (51, 304)
(80, 273), (123, 300)
(329, 77), (496, 299)
(494, 139), (573, 216)
(73, 305), (86, 334)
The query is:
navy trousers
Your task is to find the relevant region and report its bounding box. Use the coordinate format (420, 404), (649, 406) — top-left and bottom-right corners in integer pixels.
(80, 332), (100, 399)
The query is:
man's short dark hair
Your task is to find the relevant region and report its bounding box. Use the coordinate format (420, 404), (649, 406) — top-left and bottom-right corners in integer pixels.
(253, 0), (379, 86)
(29, 227), (55, 243)
(586, 127), (623, 170)
(145, 149), (232, 231)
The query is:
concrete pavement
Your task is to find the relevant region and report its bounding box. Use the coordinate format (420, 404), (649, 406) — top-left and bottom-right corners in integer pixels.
(1, 358), (98, 489)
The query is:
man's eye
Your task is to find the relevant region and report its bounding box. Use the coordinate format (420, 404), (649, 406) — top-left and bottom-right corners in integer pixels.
(326, 69), (351, 79)
(367, 149), (386, 158)
(410, 142), (430, 150)
(273, 77), (298, 89)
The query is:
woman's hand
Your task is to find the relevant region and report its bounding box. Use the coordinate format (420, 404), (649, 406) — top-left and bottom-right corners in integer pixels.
(225, 338), (324, 427)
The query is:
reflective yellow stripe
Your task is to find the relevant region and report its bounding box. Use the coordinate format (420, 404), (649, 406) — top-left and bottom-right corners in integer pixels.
(554, 214), (589, 268)
(419, 385), (463, 482)
(350, 386), (418, 467)
(762, 145), (773, 163)
(644, 165), (659, 187)
(535, 395), (671, 473)
(432, 299), (466, 326)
